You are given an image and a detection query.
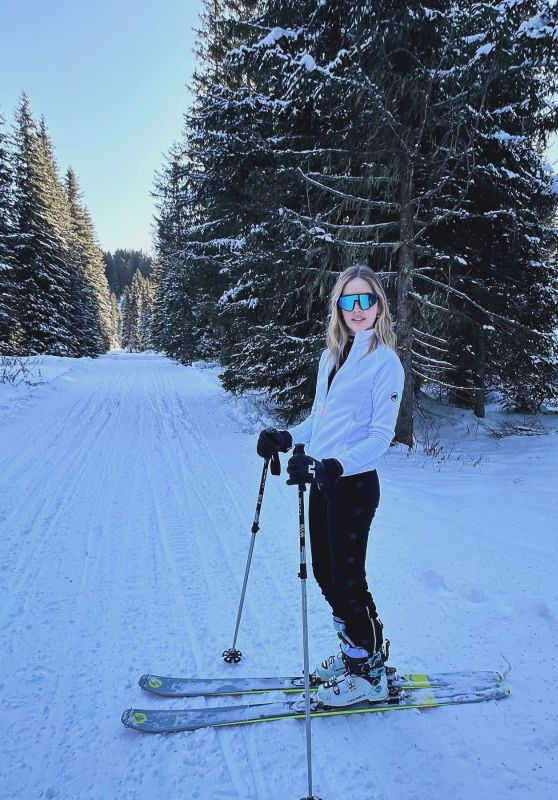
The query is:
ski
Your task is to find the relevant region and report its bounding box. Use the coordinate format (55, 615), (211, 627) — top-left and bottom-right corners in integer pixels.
(139, 666), (508, 698)
(122, 684), (510, 734)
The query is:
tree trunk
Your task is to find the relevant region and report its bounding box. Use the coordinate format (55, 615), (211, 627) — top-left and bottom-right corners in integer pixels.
(394, 167), (414, 447)
(473, 327), (486, 418)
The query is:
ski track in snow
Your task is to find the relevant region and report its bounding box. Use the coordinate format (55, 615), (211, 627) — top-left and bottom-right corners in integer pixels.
(0, 352), (556, 800)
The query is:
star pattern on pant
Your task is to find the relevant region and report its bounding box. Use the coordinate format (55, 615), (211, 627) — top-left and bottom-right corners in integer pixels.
(353, 507), (364, 516)
(349, 532), (359, 541)
(347, 555), (356, 564)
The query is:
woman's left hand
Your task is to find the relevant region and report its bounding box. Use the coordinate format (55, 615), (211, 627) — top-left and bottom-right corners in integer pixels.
(286, 454), (343, 487)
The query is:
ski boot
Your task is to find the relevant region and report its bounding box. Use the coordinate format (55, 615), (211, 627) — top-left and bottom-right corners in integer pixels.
(312, 616), (347, 683)
(313, 616), (391, 683)
(315, 647), (389, 707)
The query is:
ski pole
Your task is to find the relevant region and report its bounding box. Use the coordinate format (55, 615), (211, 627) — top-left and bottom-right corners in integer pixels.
(293, 443), (322, 800)
(223, 452), (279, 663)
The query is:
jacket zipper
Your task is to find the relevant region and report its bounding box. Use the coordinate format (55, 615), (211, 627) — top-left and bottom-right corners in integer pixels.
(321, 342), (355, 416)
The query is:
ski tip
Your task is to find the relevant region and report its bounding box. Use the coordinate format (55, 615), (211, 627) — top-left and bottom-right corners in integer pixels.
(497, 653), (512, 683)
(139, 674), (166, 693)
(122, 708), (152, 730)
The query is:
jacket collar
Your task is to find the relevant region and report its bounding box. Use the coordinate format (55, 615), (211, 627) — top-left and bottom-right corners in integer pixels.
(327, 328), (377, 373)
(351, 327), (376, 348)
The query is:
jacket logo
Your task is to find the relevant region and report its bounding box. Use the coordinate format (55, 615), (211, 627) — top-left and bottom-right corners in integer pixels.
(391, 392), (399, 402)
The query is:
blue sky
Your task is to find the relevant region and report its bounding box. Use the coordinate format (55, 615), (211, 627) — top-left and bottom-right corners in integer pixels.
(1, 0), (204, 256)
(1, 1), (557, 258)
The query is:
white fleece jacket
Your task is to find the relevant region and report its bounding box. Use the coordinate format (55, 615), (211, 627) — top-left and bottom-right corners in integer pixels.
(287, 328), (405, 477)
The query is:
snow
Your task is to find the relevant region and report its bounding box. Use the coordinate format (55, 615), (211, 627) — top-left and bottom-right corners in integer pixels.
(257, 27), (300, 48)
(517, 12), (558, 40)
(471, 42), (495, 62)
(1, 352), (557, 800)
(300, 53), (317, 72)
(229, 26), (302, 56)
(211, 236), (246, 251)
(488, 130), (528, 145)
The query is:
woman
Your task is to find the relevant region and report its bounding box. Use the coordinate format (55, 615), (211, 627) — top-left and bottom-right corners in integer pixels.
(257, 265), (404, 706)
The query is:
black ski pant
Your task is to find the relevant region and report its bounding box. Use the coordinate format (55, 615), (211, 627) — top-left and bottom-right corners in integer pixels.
(308, 470), (383, 655)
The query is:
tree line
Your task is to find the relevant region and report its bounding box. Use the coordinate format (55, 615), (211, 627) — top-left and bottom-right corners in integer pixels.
(104, 249), (152, 299)
(120, 269), (155, 352)
(0, 93), (118, 356)
(0, 94), (159, 358)
(151, 0), (558, 444)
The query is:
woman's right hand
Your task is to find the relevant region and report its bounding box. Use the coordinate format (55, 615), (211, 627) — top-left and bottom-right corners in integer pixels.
(257, 428), (293, 460)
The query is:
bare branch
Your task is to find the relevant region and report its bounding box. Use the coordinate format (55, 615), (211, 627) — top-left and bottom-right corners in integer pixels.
(281, 207), (399, 233)
(297, 168), (401, 210)
(412, 368), (491, 391)
(413, 336), (449, 353)
(412, 327), (447, 343)
(411, 350), (454, 368)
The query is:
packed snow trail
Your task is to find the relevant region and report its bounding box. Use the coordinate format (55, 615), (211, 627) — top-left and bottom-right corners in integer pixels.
(0, 352), (556, 800)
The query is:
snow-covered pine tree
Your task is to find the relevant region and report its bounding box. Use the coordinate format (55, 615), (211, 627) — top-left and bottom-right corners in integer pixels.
(35, 116), (87, 358)
(109, 292), (120, 349)
(213, 0), (338, 419)
(155, 0), (557, 432)
(138, 275), (155, 351)
(153, 0), (267, 369)
(151, 143), (197, 361)
(0, 111), (19, 354)
(432, 0), (558, 413)
(10, 94), (76, 354)
(158, 0), (332, 421)
(168, 0), (475, 434)
(2, 95), (117, 357)
(104, 249), (152, 299)
(118, 287), (128, 348)
(65, 168), (112, 354)
(220, 0), (558, 424)
(120, 284), (134, 351)
(120, 269), (154, 351)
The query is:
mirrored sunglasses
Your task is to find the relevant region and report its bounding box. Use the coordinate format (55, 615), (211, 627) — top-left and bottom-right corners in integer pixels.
(338, 292), (379, 312)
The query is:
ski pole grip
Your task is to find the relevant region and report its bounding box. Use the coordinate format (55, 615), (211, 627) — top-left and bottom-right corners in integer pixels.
(270, 451), (281, 476)
(292, 443), (307, 490)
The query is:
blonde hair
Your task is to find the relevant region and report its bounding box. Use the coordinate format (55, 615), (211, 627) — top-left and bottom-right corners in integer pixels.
(326, 265), (397, 369)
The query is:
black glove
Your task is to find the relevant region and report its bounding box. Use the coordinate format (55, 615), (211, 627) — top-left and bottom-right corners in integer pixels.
(257, 428), (293, 460)
(286, 454), (343, 489)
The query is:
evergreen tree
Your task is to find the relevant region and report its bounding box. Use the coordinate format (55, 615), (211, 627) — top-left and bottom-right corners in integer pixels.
(10, 94), (75, 354)
(154, 0), (319, 410)
(120, 284), (134, 351)
(222, 0), (558, 426)
(139, 275), (155, 351)
(109, 292), (120, 349)
(154, 0), (558, 433)
(120, 269), (155, 351)
(0, 111), (18, 353)
(103, 249), (152, 298)
(435, 1), (558, 413)
(1, 95), (115, 357)
(151, 142), (198, 360)
(65, 167), (112, 353)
